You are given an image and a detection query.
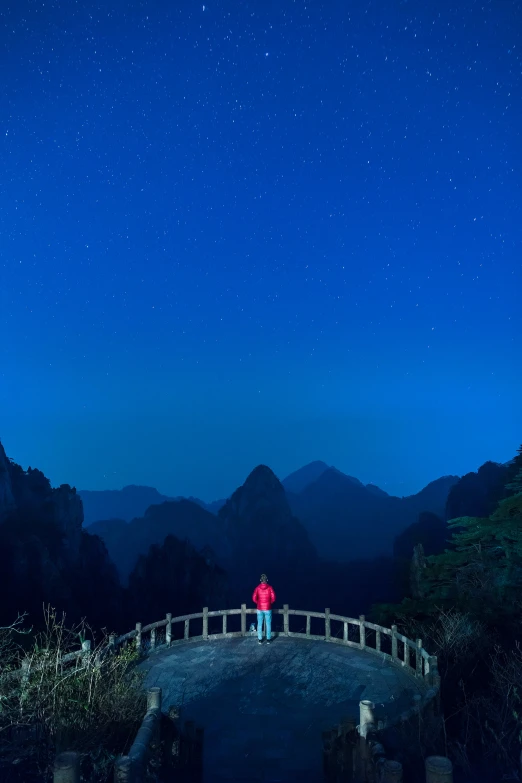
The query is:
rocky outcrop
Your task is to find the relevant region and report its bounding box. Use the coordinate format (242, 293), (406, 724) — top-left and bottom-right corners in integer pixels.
(0, 440), (125, 631)
(0, 441), (16, 521)
(219, 465), (318, 604)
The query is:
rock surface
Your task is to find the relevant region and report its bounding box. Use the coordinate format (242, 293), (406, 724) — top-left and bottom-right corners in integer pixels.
(142, 635), (428, 782)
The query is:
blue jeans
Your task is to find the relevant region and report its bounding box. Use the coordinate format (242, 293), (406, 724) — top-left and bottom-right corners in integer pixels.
(257, 610), (272, 641)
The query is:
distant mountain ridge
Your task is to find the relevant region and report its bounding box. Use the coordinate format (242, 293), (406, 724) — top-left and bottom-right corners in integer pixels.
(79, 485), (225, 526)
(286, 467), (459, 561)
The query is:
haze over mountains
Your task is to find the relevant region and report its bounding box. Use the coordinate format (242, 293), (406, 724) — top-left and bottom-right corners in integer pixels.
(82, 461), (460, 581)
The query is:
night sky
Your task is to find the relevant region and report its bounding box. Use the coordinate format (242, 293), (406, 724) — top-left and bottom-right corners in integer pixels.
(1, 0), (520, 501)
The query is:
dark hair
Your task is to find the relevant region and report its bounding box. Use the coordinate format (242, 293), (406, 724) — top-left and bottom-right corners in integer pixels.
(260, 574), (268, 583)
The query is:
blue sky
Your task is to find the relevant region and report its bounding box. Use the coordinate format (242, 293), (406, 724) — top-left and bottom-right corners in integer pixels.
(1, 0), (520, 500)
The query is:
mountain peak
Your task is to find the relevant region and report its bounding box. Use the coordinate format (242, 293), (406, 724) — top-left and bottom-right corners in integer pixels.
(282, 461), (330, 494)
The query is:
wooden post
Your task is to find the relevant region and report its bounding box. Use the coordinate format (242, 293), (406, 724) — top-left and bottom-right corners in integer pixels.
(391, 625), (398, 660)
(184, 619), (190, 640)
(383, 759), (403, 782)
(359, 615), (366, 649)
(425, 756), (453, 783)
(150, 628), (156, 651)
(416, 639), (423, 677)
(283, 604), (289, 636)
(325, 608), (331, 640)
(376, 629), (381, 653)
(222, 614), (227, 635)
(166, 613), (172, 646)
(343, 621), (348, 643)
(53, 751), (80, 783)
(241, 604), (246, 635)
(114, 755), (133, 782)
(135, 622), (142, 651)
(202, 607), (209, 640)
(306, 614), (311, 637)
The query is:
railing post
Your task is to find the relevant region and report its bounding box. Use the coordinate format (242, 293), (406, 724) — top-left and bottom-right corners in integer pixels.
(21, 658), (31, 687)
(376, 628), (381, 653)
(306, 614), (311, 637)
(150, 628), (156, 651)
(147, 687), (162, 746)
(391, 625), (398, 660)
(53, 751), (80, 783)
(283, 604), (289, 636)
(359, 615), (366, 649)
(383, 759), (403, 782)
(343, 621), (348, 643)
(325, 609), (331, 641)
(428, 655), (440, 688)
(425, 756), (453, 783)
(81, 639), (91, 667)
(358, 699), (375, 738)
(113, 755), (133, 782)
(404, 642), (410, 668)
(184, 619), (190, 640)
(135, 622), (142, 651)
(416, 639), (423, 677)
(241, 604), (246, 635)
(166, 613), (172, 647)
(203, 607), (209, 640)
(109, 633), (116, 648)
(147, 686), (162, 712)
(222, 614), (227, 635)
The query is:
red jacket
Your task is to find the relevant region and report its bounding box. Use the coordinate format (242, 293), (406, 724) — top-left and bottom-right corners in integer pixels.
(252, 583), (276, 611)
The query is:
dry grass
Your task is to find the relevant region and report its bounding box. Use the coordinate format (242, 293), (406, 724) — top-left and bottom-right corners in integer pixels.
(0, 607), (146, 782)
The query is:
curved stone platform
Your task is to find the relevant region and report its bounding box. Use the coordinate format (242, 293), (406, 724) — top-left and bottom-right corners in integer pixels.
(141, 635), (429, 782)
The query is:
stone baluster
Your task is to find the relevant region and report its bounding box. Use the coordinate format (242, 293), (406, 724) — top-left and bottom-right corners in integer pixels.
(150, 627), (156, 651)
(135, 622), (142, 651)
(283, 604), (290, 636)
(21, 658), (31, 687)
(113, 755), (132, 782)
(358, 699), (375, 738)
(376, 628), (381, 652)
(425, 756), (453, 783)
(416, 638), (423, 677)
(53, 751), (80, 783)
(383, 759), (403, 782)
(203, 607), (209, 640)
(343, 621), (348, 642)
(222, 613), (227, 634)
(241, 604), (246, 635)
(166, 613), (172, 647)
(359, 615), (366, 649)
(391, 625), (398, 660)
(184, 619), (190, 640)
(306, 614), (311, 637)
(325, 608), (331, 641)
(81, 639), (91, 667)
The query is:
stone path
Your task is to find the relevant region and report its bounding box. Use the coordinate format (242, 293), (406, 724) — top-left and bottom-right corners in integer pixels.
(141, 635), (428, 782)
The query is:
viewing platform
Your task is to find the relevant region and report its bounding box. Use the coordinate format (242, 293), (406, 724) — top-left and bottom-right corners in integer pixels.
(130, 605), (440, 782)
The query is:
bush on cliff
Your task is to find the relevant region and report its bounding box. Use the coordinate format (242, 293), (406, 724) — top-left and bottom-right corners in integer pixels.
(0, 607), (145, 782)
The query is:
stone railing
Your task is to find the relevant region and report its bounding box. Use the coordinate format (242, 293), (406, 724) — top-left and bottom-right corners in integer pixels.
(324, 701), (454, 782)
(53, 686), (204, 783)
(49, 607), (440, 782)
(111, 605), (440, 690)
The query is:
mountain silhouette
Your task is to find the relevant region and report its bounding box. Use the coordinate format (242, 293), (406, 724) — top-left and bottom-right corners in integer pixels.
(89, 498), (225, 584)
(287, 467), (459, 561)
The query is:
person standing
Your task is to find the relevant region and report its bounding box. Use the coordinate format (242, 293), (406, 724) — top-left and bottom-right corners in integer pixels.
(252, 574), (276, 644)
